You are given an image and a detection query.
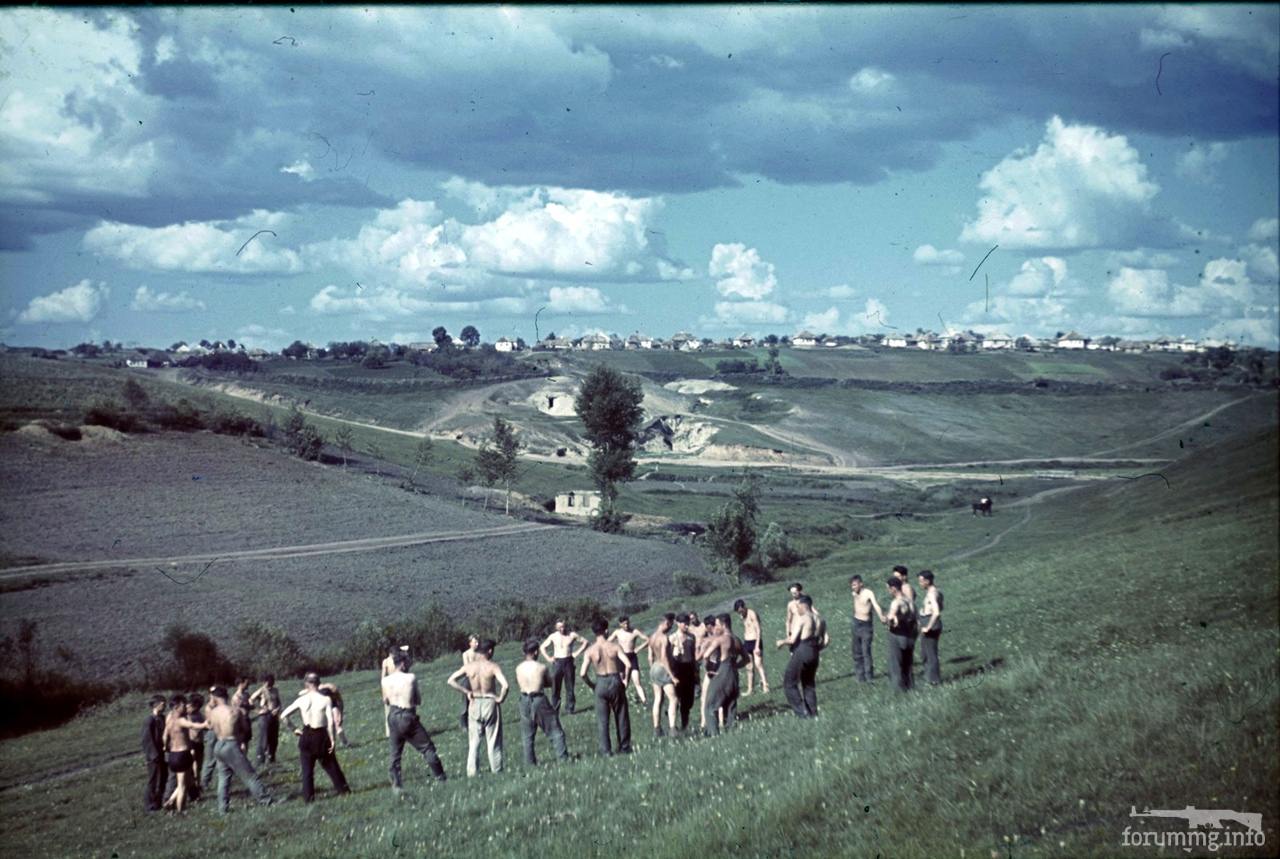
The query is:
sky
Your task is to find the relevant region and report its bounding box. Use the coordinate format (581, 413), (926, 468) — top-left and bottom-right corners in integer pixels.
(1, 5), (1278, 350)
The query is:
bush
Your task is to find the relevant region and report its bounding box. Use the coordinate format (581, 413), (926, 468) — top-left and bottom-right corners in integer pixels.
(209, 410), (264, 437)
(759, 521), (800, 572)
(614, 581), (648, 614)
(150, 398), (205, 431)
(673, 570), (716, 596)
(232, 621), (310, 679)
(84, 401), (144, 433)
(591, 506), (628, 533)
(153, 624), (234, 688)
(715, 358), (761, 374)
(283, 407), (324, 460)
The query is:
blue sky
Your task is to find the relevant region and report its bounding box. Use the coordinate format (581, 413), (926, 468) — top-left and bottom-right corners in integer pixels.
(2, 5), (1278, 349)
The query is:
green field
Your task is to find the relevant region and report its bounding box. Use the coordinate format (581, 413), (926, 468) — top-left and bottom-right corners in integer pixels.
(1, 407), (1275, 856)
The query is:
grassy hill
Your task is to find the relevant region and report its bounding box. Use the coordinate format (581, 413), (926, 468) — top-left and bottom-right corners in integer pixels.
(1, 418), (1274, 857)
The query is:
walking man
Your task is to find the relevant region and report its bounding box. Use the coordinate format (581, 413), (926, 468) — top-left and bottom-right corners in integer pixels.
(850, 575), (886, 682)
(733, 599), (769, 695)
(382, 645), (409, 737)
(516, 639), (569, 765)
(448, 639), (508, 777)
(580, 618), (631, 756)
(608, 616), (649, 704)
(776, 595), (821, 718)
(248, 674), (282, 765)
(281, 672), (351, 802)
(668, 613), (698, 733)
(141, 695), (167, 812)
(918, 570), (944, 686)
(382, 650), (446, 791)
(206, 686), (272, 813)
(885, 579), (918, 692)
(703, 614), (749, 735)
(648, 613), (679, 737)
(540, 621), (587, 715)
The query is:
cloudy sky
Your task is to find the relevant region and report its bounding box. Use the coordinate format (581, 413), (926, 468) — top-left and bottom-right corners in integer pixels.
(2, 5), (1278, 349)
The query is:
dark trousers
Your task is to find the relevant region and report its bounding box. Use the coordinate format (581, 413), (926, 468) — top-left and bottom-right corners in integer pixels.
(550, 658), (576, 713)
(298, 727), (350, 802)
(519, 692), (568, 765)
(387, 706), (446, 787)
(144, 758), (167, 810)
(255, 714), (279, 764)
(783, 641), (819, 717)
(214, 738), (270, 813)
(853, 619), (875, 681)
(703, 667), (739, 735)
(201, 730), (217, 787)
(593, 675), (631, 755)
(888, 633), (916, 692)
(921, 631), (942, 685)
(671, 661), (697, 729)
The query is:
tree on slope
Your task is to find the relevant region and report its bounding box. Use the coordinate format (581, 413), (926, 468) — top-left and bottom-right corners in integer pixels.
(574, 365), (644, 532)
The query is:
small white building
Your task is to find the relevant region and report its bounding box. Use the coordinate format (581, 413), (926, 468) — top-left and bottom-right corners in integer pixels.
(885, 335), (914, 348)
(671, 332), (701, 351)
(918, 334), (943, 351)
(577, 333), (611, 351)
(792, 330), (819, 348)
(732, 333), (755, 349)
(555, 490), (602, 518)
(494, 337), (517, 353)
(822, 336), (840, 348)
(1057, 331), (1090, 350)
(625, 333), (654, 350)
(982, 332), (1014, 350)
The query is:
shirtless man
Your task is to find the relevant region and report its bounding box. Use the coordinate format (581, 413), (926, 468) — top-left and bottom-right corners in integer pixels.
(457, 636), (480, 730)
(161, 694), (206, 813)
(540, 621), (587, 715)
(891, 565), (915, 605)
(281, 672), (352, 803)
(733, 599), (769, 695)
(850, 575), (887, 682)
(318, 683), (350, 747)
(448, 639), (508, 776)
(608, 617), (649, 705)
(248, 674), (282, 765)
(884, 579), (918, 693)
(918, 570), (944, 686)
(163, 693), (207, 806)
(206, 686), (272, 813)
(696, 614), (717, 731)
(703, 614), (750, 736)
(515, 639), (568, 765)
(648, 613), (678, 737)
(580, 618), (631, 756)
(668, 614), (698, 733)
(776, 595), (820, 718)
(783, 582), (805, 639)
(381, 645), (410, 737)
(382, 650), (446, 791)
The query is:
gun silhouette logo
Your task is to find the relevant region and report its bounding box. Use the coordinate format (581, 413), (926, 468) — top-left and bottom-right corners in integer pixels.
(1130, 806), (1263, 835)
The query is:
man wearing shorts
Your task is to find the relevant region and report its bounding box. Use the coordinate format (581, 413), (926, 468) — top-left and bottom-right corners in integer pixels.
(648, 614), (678, 738)
(733, 599), (769, 695)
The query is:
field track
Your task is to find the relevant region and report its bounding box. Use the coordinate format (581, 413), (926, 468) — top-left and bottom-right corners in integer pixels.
(0, 522), (555, 580)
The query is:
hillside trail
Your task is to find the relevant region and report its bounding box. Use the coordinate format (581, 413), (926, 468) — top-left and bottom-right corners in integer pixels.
(0, 522), (555, 581)
(1083, 392), (1266, 458)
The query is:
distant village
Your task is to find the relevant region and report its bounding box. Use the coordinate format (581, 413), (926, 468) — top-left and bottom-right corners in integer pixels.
(1, 327), (1243, 370)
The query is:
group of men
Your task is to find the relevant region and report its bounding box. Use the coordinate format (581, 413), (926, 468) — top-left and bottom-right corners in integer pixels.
(144, 567), (946, 810)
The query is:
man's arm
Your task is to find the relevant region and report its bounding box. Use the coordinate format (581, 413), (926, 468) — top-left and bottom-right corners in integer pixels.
(493, 666), (510, 704)
(410, 676), (422, 709)
(922, 595), (940, 633)
(634, 632), (650, 652)
(867, 592), (887, 623)
(322, 698), (335, 750)
(570, 634), (588, 659)
(607, 628), (619, 643)
(279, 697), (301, 732)
(446, 666), (471, 698)
(380, 676), (390, 706)
(539, 635), (554, 663)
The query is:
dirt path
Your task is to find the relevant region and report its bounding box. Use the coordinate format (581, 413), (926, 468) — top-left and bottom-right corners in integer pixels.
(943, 485), (1084, 562)
(1084, 393), (1266, 457)
(0, 522), (555, 580)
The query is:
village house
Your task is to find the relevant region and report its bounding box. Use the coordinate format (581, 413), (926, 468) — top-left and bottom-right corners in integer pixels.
(493, 337), (517, 352)
(670, 331), (701, 351)
(625, 333), (655, 350)
(885, 334), (918, 349)
(982, 332), (1014, 350)
(792, 330), (819, 348)
(554, 490), (602, 518)
(1056, 331), (1090, 350)
(576, 333), (612, 351)
(732, 333), (755, 349)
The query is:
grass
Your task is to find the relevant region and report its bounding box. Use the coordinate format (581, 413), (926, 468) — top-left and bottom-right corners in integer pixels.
(1, 414), (1275, 856)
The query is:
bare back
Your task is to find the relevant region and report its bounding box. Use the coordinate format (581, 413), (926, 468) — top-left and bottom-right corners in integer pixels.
(650, 626), (672, 668)
(516, 659), (550, 694)
(587, 639), (627, 676)
(463, 659), (502, 695)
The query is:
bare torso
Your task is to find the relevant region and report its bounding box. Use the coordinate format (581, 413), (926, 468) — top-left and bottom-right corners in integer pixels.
(586, 639), (628, 676)
(742, 609), (761, 641)
(650, 628), (672, 668)
(463, 660), (502, 695)
(853, 589), (877, 621)
(610, 628), (647, 654)
(515, 660), (550, 694)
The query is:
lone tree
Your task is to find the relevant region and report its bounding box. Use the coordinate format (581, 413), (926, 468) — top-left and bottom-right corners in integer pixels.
(474, 416), (521, 513)
(432, 326), (451, 350)
(409, 435), (435, 486)
(574, 365), (644, 531)
(334, 426), (354, 467)
(459, 325), (481, 349)
(704, 473), (761, 585)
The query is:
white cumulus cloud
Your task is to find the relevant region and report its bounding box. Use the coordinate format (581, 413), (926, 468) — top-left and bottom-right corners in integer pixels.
(280, 160), (316, 182)
(1175, 142), (1230, 184)
(713, 300), (789, 326)
(709, 243), (778, 299)
(17, 279), (109, 324)
(1007, 257), (1068, 296)
(1247, 217), (1278, 243)
(913, 244), (965, 266)
(848, 67), (895, 93)
(84, 210), (303, 274)
(547, 286), (611, 313)
(1106, 267), (1203, 317)
(130, 285), (206, 312)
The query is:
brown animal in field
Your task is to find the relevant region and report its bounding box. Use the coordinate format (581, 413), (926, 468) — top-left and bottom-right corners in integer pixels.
(972, 497), (993, 516)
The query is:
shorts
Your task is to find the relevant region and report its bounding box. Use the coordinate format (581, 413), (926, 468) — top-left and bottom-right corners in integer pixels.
(743, 639), (757, 656)
(623, 652), (641, 673)
(649, 663), (673, 686)
(167, 750), (193, 773)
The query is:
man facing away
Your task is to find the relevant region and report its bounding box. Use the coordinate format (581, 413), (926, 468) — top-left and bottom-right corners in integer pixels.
(141, 695), (167, 812)
(648, 613), (679, 738)
(281, 672), (351, 803)
(776, 594), (821, 718)
(918, 570), (945, 686)
(448, 639), (508, 777)
(515, 638), (569, 765)
(382, 650), (446, 792)
(206, 686), (272, 814)
(580, 618), (631, 756)
(667, 613), (698, 733)
(850, 575), (886, 682)
(381, 645), (410, 737)
(608, 616), (650, 705)
(734, 599), (770, 695)
(540, 621), (587, 715)
(248, 674), (282, 765)
(884, 579), (918, 693)
(703, 613), (750, 735)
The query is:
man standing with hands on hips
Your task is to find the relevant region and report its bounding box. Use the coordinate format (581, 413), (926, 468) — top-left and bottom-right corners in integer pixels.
(281, 672), (351, 803)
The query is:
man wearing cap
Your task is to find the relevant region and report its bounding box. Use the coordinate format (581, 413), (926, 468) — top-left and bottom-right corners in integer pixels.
(281, 672), (351, 802)
(381, 645), (409, 737)
(382, 650), (446, 792)
(206, 685), (272, 813)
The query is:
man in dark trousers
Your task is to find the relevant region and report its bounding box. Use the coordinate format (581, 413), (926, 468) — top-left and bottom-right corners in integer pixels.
(381, 650), (447, 792)
(141, 695), (167, 812)
(249, 674), (282, 765)
(702, 614), (749, 736)
(580, 618), (631, 756)
(667, 613), (698, 733)
(206, 686), (273, 813)
(516, 639), (569, 765)
(850, 575), (886, 682)
(539, 620), (587, 714)
(776, 595), (821, 718)
(918, 570), (945, 686)
(885, 579), (918, 692)
(280, 672), (351, 803)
